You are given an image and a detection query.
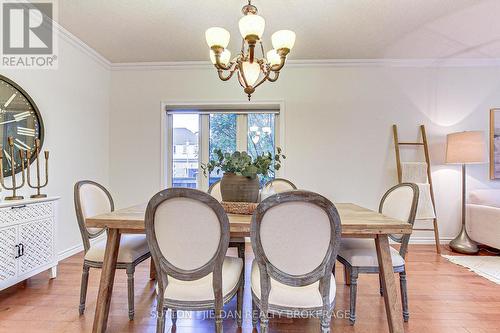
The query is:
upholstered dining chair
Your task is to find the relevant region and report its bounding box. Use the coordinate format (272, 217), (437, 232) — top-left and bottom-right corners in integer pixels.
(263, 178), (297, 193)
(208, 179), (223, 202)
(337, 182), (419, 325)
(74, 180), (151, 320)
(208, 179), (246, 267)
(145, 188), (244, 333)
(250, 190), (342, 333)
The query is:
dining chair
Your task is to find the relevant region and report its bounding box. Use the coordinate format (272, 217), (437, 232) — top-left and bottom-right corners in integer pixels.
(337, 182), (419, 325)
(208, 179), (246, 268)
(250, 190), (342, 333)
(74, 180), (151, 320)
(263, 178), (297, 193)
(145, 188), (244, 333)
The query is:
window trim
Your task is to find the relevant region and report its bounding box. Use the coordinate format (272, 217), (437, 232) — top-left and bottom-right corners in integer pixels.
(161, 101), (285, 191)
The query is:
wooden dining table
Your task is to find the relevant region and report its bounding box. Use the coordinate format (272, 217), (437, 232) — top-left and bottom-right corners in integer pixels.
(86, 202), (412, 333)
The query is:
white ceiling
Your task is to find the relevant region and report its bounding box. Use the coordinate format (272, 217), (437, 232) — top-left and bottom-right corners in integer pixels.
(57, 0), (500, 63)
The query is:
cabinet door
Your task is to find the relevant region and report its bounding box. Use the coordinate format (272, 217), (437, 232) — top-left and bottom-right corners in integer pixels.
(0, 226), (18, 283)
(18, 218), (54, 276)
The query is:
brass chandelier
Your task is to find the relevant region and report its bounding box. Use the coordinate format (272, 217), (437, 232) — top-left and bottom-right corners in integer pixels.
(205, 0), (296, 100)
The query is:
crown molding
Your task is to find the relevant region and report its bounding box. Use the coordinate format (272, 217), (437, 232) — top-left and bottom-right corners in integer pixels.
(54, 22), (112, 70)
(109, 57), (500, 71)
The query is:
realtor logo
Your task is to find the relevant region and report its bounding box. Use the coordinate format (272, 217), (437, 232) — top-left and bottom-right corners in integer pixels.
(1, 1), (58, 69)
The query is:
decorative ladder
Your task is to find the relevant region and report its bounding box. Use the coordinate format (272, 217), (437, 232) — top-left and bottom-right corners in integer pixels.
(392, 124), (441, 254)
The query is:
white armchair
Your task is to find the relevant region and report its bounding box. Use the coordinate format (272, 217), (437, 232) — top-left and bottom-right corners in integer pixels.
(466, 189), (500, 250)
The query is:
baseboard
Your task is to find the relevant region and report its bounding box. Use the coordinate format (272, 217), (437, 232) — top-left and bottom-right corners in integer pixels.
(57, 234), (106, 261)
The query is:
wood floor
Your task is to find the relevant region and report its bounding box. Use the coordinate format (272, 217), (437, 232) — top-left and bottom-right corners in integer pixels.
(0, 244), (499, 333)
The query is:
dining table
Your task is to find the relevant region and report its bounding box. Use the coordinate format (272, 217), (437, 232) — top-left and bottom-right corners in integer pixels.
(86, 202), (412, 333)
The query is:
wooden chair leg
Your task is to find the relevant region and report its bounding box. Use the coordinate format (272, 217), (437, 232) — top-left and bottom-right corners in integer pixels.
(349, 270), (359, 325)
(252, 298), (258, 328)
(171, 309), (177, 326)
(260, 310), (269, 333)
(126, 266), (135, 320)
(156, 299), (166, 333)
(379, 273), (384, 296)
(79, 264), (90, 315)
(344, 266), (351, 286)
(320, 307), (332, 333)
(400, 271), (409, 322)
(237, 282), (243, 327)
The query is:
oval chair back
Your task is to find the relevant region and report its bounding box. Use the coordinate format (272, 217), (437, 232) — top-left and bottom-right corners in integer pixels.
(74, 180), (113, 253)
(379, 183), (419, 258)
(145, 187), (230, 293)
(263, 178), (297, 194)
(251, 190), (341, 317)
(208, 180), (223, 202)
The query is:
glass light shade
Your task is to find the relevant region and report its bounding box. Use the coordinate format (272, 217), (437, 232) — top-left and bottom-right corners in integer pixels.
(249, 125), (259, 132)
(446, 131), (487, 164)
(266, 49), (281, 66)
(209, 49), (231, 65)
(242, 61), (261, 86)
(205, 27), (230, 48)
(239, 14), (265, 39)
(272, 30), (296, 50)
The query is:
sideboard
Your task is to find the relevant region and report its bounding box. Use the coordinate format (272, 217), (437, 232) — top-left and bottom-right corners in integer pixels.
(0, 197), (59, 290)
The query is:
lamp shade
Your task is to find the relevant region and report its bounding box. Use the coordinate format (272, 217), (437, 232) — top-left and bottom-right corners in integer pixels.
(205, 27), (230, 48)
(242, 61), (260, 86)
(446, 131), (487, 164)
(266, 49), (281, 66)
(239, 14), (265, 39)
(272, 30), (296, 50)
(210, 49), (231, 65)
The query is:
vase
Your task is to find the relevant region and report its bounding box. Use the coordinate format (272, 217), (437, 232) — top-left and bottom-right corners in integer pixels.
(220, 173), (260, 203)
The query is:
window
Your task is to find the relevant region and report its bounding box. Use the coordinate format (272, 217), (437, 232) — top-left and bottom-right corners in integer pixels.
(165, 106), (281, 190)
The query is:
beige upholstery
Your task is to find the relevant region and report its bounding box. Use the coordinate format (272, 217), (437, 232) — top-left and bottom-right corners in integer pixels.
(260, 201), (331, 275)
(164, 256), (243, 302)
(467, 190), (500, 250)
(339, 239), (405, 267)
(85, 234), (150, 263)
(380, 185), (415, 222)
(208, 181), (223, 202)
(154, 197), (221, 271)
(78, 183), (110, 235)
(251, 260), (336, 308)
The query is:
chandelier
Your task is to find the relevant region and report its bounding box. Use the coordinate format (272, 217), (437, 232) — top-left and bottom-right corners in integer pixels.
(205, 0), (296, 100)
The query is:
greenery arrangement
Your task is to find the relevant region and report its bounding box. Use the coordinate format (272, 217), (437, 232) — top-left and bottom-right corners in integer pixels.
(201, 147), (286, 179)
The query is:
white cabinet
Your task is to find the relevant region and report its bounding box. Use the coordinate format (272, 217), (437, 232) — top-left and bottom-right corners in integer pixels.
(0, 197), (59, 290)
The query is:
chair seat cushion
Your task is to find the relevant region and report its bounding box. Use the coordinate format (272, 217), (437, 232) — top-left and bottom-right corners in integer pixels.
(164, 256), (243, 302)
(251, 260), (336, 309)
(338, 239), (405, 267)
(84, 234), (150, 263)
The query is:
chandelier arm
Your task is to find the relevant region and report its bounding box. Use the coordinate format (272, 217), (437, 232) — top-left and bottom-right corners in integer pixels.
(217, 67), (238, 81)
(214, 54), (233, 71)
(253, 71), (271, 89)
(269, 56), (287, 72)
(267, 71), (280, 82)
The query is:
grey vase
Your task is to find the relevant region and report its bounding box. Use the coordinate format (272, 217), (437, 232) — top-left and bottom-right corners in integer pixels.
(220, 173), (260, 203)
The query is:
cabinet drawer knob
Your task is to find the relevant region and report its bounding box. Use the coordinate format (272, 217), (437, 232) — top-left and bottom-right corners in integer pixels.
(11, 205), (26, 209)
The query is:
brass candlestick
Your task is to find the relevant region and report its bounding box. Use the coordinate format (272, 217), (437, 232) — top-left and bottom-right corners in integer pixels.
(26, 138), (48, 198)
(0, 137), (26, 200)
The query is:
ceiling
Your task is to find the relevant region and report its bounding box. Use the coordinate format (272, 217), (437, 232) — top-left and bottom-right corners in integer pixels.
(57, 0), (500, 63)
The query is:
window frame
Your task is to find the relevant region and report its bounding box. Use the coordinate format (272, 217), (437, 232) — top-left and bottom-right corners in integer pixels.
(161, 102), (285, 191)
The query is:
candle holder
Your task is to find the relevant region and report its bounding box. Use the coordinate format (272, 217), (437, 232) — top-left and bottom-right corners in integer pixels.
(26, 138), (48, 199)
(0, 137), (26, 200)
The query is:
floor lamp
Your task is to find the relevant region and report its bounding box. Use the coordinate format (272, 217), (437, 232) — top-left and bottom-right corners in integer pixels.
(446, 131), (487, 254)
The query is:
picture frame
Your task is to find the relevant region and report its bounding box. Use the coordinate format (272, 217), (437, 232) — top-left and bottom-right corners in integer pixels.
(490, 108), (500, 179)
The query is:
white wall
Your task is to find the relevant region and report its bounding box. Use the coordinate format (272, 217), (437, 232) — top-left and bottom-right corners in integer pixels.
(109, 64), (500, 242)
(1, 31), (111, 256)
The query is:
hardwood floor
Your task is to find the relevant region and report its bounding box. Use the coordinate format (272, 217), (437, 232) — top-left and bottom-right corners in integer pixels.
(0, 244), (499, 333)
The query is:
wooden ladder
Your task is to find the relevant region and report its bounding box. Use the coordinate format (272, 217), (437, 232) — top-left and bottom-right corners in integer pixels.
(393, 124), (441, 254)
